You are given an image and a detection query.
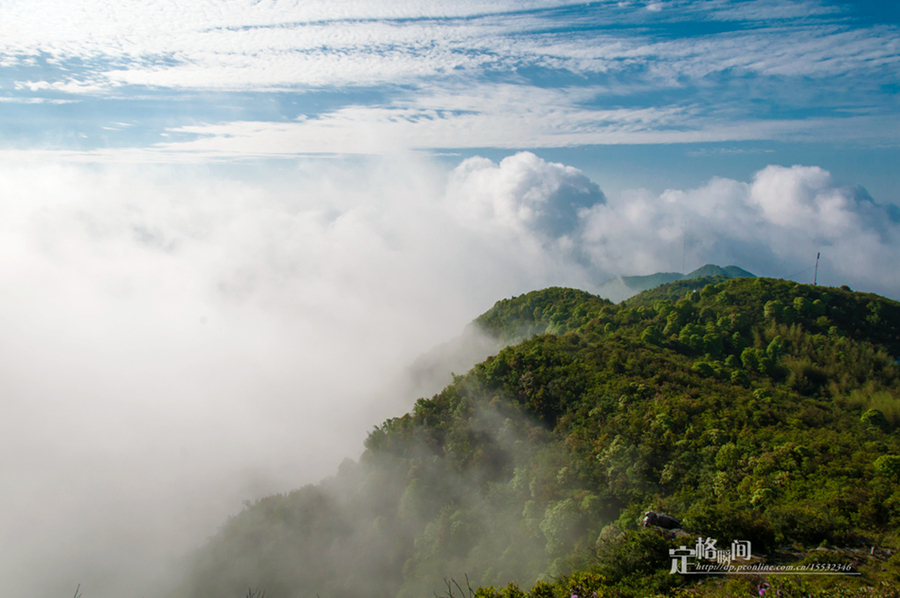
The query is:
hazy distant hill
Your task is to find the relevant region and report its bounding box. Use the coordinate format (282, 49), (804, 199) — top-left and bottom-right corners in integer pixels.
(369, 289), (614, 417)
(598, 263), (755, 302)
(390, 269), (756, 410)
(172, 277), (900, 598)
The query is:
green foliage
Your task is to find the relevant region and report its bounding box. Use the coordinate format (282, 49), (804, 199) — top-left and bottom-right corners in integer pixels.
(692, 361), (715, 377)
(766, 335), (786, 360)
(763, 300), (782, 321)
(539, 498), (582, 555)
(641, 326), (663, 345)
(875, 455), (900, 479)
(741, 347), (760, 372)
(592, 528), (680, 594)
(683, 501), (776, 550)
(475, 288), (612, 342)
(862, 408), (893, 433)
(175, 277), (900, 598)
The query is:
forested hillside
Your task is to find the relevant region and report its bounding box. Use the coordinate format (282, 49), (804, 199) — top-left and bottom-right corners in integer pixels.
(595, 263), (755, 303)
(172, 277), (900, 598)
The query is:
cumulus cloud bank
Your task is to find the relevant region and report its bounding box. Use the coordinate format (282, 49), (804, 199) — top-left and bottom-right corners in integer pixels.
(0, 153), (594, 598)
(580, 164), (900, 296)
(0, 152), (897, 598)
(447, 151), (606, 238)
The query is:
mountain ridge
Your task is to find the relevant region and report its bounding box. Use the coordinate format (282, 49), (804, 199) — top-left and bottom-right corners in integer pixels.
(598, 263), (756, 303)
(171, 276), (900, 598)
(391, 267), (756, 410)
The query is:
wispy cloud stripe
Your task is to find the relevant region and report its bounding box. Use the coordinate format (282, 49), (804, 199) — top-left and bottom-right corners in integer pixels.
(1, 0), (897, 155)
(4, 1), (898, 92)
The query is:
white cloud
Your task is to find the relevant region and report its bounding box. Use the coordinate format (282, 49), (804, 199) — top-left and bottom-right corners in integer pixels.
(0, 153), (595, 598)
(0, 97), (77, 104)
(2, 0), (896, 94)
(128, 102), (889, 157)
(447, 151), (606, 237)
(0, 1), (570, 91)
(1, 152), (898, 598)
(708, 0), (842, 22)
(2, 0), (897, 156)
(152, 97), (713, 155)
(580, 164), (900, 296)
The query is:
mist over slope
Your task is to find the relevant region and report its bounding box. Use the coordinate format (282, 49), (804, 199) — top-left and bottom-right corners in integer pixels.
(379, 288), (620, 415)
(172, 277), (900, 598)
(3, 152), (900, 598)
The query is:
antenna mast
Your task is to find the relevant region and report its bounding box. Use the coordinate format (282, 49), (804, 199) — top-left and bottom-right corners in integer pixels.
(813, 252), (820, 285)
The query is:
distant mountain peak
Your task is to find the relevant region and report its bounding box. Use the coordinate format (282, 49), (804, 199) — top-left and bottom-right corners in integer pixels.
(598, 263), (755, 302)
(685, 263), (756, 280)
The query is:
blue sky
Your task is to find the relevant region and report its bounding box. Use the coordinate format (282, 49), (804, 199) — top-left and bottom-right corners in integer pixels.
(1, 0), (897, 197)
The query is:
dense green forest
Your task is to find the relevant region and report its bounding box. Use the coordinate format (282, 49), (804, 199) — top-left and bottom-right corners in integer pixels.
(172, 277), (900, 598)
(596, 263), (755, 302)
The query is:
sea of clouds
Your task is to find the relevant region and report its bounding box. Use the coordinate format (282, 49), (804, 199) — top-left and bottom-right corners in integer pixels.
(1, 152), (898, 598)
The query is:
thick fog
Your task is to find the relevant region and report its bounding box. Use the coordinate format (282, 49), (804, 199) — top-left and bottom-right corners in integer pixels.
(1, 152), (899, 598)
